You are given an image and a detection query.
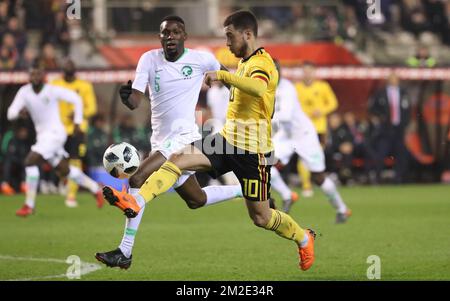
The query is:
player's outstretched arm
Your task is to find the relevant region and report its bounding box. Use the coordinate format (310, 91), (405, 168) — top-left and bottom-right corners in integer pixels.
(54, 86), (84, 125)
(7, 89), (26, 121)
(205, 70), (268, 98)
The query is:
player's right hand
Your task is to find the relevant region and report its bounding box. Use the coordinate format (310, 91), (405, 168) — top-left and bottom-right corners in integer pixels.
(119, 80), (133, 108)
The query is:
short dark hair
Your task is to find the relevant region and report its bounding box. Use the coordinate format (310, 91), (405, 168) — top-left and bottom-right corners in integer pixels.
(30, 58), (43, 70)
(223, 10), (258, 37)
(161, 15), (185, 26)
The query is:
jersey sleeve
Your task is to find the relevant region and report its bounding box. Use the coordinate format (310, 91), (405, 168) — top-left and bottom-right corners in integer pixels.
(7, 87), (26, 121)
(247, 56), (272, 86)
(53, 86), (83, 125)
(132, 51), (152, 93)
(201, 51), (220, 73)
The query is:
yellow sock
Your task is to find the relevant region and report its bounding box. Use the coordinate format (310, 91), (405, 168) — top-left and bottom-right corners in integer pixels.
(67, 159), (81, 200)
(297, 160), (312, 190)
(138, 161), (181, 203)
(264, 209), (306, 245)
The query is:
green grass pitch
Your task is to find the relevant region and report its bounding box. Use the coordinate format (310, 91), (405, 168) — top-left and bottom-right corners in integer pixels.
(0, 184), (449, 280)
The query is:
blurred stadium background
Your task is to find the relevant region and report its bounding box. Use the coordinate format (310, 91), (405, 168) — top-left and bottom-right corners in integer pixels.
(0, 0), (449, 281)
(1, 0), (450, 188)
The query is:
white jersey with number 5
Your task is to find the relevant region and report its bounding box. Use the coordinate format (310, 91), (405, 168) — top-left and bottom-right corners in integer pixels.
(132, 48), (220, 154)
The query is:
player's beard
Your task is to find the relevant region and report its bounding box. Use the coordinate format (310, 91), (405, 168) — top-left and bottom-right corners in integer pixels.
(234, 42), (248, 59)
(31, 82), (43, 91)
(163, 41), (183, 61)
(64, 70), (76, 81)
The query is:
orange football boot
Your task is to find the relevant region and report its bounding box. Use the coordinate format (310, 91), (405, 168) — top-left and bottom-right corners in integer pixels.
(102, 186), (140, 218)
(1, 182), (15, 195)
(298, 229), (316, 271)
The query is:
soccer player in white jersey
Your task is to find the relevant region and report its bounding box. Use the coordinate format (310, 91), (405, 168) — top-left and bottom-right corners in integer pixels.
(95, 16), (243, 269)
(270, 60), (352, 223)
(206, 82), (230, 134)
(7, 62), (103, 217)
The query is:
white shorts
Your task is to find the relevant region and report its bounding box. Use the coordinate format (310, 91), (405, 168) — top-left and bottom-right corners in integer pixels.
(31, 131), (68, 167)
(273, 131), (325, 172)
(152, 131), (202, 188)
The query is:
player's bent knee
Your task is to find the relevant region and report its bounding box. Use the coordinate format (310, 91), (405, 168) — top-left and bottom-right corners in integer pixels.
(311, 172), (325, 185)
(252, 214), (270, 228)
(185, 200), (204, 209)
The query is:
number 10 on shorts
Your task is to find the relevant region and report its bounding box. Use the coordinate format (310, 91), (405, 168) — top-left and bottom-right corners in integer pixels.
(242, 178), (259, 198)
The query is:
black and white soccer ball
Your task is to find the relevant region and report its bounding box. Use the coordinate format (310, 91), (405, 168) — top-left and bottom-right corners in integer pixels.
(103, 142), (140, 179)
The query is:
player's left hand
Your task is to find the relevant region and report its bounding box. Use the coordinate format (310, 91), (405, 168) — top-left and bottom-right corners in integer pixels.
(204, 71), (219, 87)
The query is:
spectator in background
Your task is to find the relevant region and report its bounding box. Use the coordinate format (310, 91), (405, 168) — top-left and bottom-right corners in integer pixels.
(43, 10), (70, 56)
(368, 71), (411, 183)
(400, 1), (431, 37)
(38, 43), (59, 69)
(326, 112), (354, 185)
(406, 44), (437, 67)
(4, 16), (27, 55)
(0, 1), (9, 32)
(0, 43), (16, 68)
(87, 114), (109, 168)
(343, 111), (378, 183)
(1, 124), (32, 195)
(16, 46), (36, 69)
(1, 32), (17, 70)
(422, 0), (450, 45)
(295, 61), (339, 197)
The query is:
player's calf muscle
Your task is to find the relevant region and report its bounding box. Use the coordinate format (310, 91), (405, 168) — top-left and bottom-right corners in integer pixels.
(129, 172), (147, 188)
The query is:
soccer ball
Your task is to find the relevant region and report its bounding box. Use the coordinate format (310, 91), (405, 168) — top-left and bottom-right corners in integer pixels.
(103, 142), (140, 179)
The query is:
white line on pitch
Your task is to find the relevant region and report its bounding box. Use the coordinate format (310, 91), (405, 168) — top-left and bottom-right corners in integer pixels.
(0, 254), (102, 281)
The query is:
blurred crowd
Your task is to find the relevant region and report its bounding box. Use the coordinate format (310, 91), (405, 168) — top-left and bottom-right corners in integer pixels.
(0, 0), (70, 70)
(249, 0), (450, 45)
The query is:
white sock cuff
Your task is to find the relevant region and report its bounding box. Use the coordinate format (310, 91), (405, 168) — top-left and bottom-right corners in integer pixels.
(25, 166), (39, 177)
(68, 166), (82, 179)
(129, 188), (140, 195)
